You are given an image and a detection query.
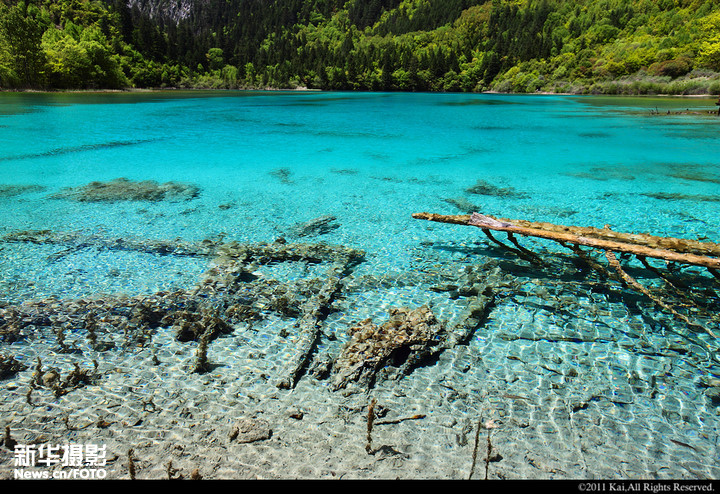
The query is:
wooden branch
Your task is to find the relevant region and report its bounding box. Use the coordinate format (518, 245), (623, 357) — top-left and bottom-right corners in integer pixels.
(605, 251), (715, 338)
(412, 212), (720, 258)
(506, 232), (545, 265)
(276, 255), (354, 389)
(567, 243), (611, 277)
(636, 255), (688, 294)
(413, 211), (717, 340)
(412, 212), (720, 270)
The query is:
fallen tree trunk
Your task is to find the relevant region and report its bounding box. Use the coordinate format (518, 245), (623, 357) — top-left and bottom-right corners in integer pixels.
(413, 211), (719, 340)
(412, 212), (720, 270)
(276, 254), (356, 389)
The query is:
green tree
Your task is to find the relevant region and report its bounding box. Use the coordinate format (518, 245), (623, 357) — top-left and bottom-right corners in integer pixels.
(0, 1), (49, 87)
(696, 12), (720, 70)
(206, 47), (224, 71)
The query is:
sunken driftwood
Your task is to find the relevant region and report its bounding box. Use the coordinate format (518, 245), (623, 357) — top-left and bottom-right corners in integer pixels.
(412, 212), (720, 268)
(0, 233), (366, 377)
(326, 264), (517, 391)
(276, 253), (357, 389)
(412, 212), (719, 338)
(330, 306), (447, 391)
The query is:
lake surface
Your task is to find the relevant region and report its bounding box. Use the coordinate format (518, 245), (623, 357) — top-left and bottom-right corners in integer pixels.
(1, 91), (718, 300)
(0, 91), (718, 479)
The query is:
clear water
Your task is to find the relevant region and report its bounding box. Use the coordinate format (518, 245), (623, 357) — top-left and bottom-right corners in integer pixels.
(0, 91), (718, 479)
(1, 91), (718, 299)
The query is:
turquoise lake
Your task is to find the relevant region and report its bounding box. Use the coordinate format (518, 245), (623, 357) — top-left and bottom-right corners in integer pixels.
(0, 91), (718, 479)
(1, 91), (718, 300)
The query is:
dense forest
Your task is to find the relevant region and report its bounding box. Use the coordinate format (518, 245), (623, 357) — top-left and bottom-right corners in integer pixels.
(1, 0), (720, 94)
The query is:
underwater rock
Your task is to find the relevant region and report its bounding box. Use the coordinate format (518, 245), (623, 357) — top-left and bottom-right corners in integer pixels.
(286, 215), (340, 238)
(51, 178), (200, 202)
(229, 418), (272, 443)
(331, 306), (446, 390)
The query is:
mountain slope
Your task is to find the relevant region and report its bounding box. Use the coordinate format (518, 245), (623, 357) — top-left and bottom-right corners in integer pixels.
(1, 0), (719, 93)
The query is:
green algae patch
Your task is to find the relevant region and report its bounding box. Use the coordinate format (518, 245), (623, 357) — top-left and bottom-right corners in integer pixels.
(444, 196), (482, 214)
(51, 178), (200, 202)
(0, 184), (46, 197)
(465, 180), (528, 199)
(642, 192), (720, 203)
(667, 172), (720, 185)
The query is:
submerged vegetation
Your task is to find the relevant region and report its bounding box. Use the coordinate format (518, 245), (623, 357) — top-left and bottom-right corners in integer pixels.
(51, 178), (200, 202)
(1, 0), (720, 94)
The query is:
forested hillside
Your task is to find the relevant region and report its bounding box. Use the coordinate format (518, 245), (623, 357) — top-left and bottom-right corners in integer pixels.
(2, 0), (720, 94)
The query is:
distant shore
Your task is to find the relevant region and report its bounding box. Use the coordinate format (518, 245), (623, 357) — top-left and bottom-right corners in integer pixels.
(1, 86), (717, 99)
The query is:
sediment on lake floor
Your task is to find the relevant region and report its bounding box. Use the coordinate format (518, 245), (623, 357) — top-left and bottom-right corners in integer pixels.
(1, 223), (720, 481)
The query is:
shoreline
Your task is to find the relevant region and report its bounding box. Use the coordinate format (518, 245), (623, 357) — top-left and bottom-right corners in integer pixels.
(1, 86), (717, 100)
(2, 87), (716, 115)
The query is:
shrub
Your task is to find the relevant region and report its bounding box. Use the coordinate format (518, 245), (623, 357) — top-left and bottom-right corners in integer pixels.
(648, 57), (692, 78)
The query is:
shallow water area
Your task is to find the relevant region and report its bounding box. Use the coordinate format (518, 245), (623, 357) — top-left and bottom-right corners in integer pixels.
(0, 91), (718, 480)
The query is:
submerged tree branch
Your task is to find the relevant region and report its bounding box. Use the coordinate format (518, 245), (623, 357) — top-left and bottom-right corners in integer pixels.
(413, 211), (719, 339)
(412, 212), (720, 270)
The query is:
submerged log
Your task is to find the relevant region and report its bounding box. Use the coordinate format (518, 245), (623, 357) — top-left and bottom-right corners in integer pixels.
(276, 253), (358, 389)
(330, 306), (447, 390)
(412, 212), (720, 269)
(413, 211), (719, 339)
